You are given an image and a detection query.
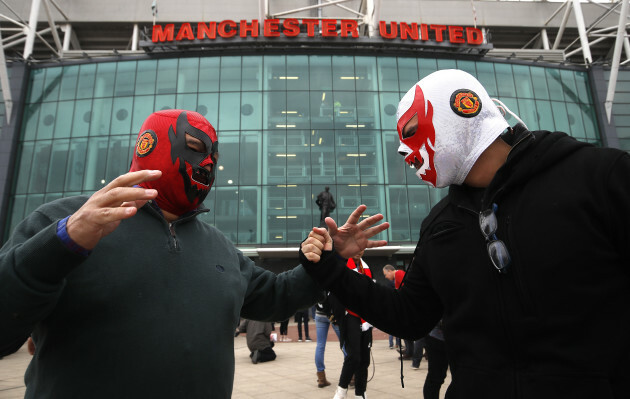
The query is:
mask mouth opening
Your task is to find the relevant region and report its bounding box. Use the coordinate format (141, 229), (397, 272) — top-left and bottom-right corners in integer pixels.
(404, 153), (419, 168)
(397, 142), (425, 170)
(191, 167), (211, 186)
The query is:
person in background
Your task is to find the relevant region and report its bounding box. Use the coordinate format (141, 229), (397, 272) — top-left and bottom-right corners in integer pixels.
(278, 318), (291, 342)
(332, 250), (373, 399)
(314, 293), (344, 388)
(423, 321), (448, 399)
(411, 336), (426, 370)
(299, 69), (630, 398)
(295, 307), (312, 342)
(382, 264), (404, 289)
(383, 271), (402, 351)
(382, 264), (413, 360)
(237, 319), (276, 364)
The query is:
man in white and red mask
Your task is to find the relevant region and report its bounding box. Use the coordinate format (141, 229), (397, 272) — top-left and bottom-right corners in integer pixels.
(300, 69), (630, 399)
(0, 108), (389, 399)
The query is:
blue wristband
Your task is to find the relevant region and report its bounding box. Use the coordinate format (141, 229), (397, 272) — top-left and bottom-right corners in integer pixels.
(56, 216), (91, 257)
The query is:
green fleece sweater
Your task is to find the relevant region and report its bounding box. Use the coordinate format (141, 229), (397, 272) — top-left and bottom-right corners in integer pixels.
(0, 196), (321, 398)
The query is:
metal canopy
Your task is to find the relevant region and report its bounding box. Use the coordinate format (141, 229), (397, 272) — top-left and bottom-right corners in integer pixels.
(0, 0), (628, 130)
(263, 0), (380, 37)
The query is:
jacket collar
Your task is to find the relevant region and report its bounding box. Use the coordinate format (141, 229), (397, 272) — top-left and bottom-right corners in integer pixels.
(143, 200), (209, 224)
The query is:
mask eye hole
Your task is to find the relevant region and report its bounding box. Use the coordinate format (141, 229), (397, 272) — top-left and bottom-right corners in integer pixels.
(186, 133), (207, 153)
(402, 114), (418, 139)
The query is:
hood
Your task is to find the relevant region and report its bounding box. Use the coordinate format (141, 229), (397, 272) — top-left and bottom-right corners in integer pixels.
(481, 124), (593, 208)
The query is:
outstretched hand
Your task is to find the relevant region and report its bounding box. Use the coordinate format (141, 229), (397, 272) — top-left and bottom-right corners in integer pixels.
(300, 205), (389, 262)
(326, 204), (389, 258)
(66, 170), (162, 250)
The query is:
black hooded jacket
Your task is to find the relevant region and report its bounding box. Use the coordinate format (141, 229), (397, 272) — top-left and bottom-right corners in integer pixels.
(300, 126), (630, 399)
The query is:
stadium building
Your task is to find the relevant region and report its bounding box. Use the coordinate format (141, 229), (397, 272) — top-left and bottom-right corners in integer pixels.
(0, 0), (628, 272)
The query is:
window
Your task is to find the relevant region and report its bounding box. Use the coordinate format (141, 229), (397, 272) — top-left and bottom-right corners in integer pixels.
(8, 56), (603, 246)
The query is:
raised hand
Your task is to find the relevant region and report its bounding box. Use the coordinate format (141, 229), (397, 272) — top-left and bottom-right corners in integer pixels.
(302, 205), (390, 262)
(301, 228), (332, 263)
(66, 170), (162, 250)
(326, 204), (389, 259)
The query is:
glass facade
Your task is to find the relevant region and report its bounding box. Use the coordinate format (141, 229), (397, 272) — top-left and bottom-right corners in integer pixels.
(607, 69), (630, 152)
(9, 55), (601, 246)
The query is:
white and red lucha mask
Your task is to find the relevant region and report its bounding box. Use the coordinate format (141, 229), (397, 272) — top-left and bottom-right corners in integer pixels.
(396, 69), (509, 188)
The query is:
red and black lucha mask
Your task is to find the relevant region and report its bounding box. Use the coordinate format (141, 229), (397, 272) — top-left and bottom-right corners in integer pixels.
(130, 110), (219, 215)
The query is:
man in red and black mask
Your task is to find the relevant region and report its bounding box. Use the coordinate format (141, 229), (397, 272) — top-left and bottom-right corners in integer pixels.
(0, 108), (390, 398)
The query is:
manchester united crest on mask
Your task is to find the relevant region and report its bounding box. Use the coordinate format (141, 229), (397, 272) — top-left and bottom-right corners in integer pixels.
(450, 89), (482, 118)
(136, 130), (158, 157)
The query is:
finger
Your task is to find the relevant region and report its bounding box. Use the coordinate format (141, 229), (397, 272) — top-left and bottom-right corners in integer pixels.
(311, 227), (330, 238)
(308, 230), (327, 244)
(103, 170), (162, 192)
(311, 227), (333, 251)
(120, 199), (152, 210)
(324, 229), (333, 247)
(97, 187), (158, 208)
(324, 217), (339, 236)
(357, 213), (384, 230)
(366, 239), (388, 248)
(301, 240), (323, 262)
(304, 233), (326, 249)
(363, 222), (390, 239)
(90, 205), (141, 225)
(305, 243), (323, 256)
(303, 252), (321, 263)
(344, 204), (368, 226)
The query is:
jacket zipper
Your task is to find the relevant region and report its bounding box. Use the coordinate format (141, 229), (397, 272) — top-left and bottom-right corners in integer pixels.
(168, 222), (179, 251)
(143, 201), (208, 252)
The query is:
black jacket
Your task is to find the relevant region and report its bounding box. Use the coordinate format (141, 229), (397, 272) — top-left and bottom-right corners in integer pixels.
(300, 127), (630, 399)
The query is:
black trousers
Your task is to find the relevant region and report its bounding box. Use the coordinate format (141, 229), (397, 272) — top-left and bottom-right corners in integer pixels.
(251, 346), (277, 363)
(295, 311), (310, 340)
(423, 335), (448, 399)
(339, 314), (372, 396)
(279, 319), (289, 335)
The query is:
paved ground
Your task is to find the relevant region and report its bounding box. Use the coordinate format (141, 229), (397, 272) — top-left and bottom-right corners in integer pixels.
(0, 323), (450, 398)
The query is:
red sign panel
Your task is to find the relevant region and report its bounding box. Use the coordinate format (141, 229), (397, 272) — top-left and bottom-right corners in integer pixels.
(151, 19), (485, 46)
